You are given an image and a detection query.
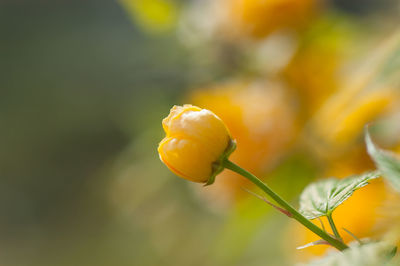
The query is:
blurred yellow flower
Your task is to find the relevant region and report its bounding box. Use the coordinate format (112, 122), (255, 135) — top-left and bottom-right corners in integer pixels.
(307, 32), (400, 157)
(227, 0), (316, 38)
(158, 104), (232, 183)
(288, 178), (388, 262)
(290, 141), (400, 262)
(377, 188), (400, 248)
(283, 16), (356, 115)
(189, 81), (298, 203)
(372, 142), (400, 249)
(322, 146), (375, 178)
(326, 89), (396, 145)
(307, 87), (398, 160)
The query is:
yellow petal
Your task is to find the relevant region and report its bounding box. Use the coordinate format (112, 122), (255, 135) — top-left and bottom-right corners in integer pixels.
(158, 137), (215, 182)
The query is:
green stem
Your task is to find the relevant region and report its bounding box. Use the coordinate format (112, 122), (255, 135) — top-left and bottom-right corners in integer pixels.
(327, 213), (342, 240)
(223, 159), (348, 251)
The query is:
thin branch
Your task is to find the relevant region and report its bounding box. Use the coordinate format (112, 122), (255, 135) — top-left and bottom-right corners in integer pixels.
(224, 159), (348, 251)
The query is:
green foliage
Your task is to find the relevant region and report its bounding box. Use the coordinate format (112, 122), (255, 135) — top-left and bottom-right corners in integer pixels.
(300, 241), (397, 266)
(366, 130), (400, 192)
(299, 172), (380, 219)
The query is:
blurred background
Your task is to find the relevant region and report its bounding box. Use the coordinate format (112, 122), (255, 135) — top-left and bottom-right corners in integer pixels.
(1, 0), (400, 265)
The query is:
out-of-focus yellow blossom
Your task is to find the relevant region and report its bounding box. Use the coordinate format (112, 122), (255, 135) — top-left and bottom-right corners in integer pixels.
(308, 31), (400, 156)
(283, 17), (356, 115)
(326, 89), (396, 145)
(308, 87), (398, 159)
(317, 137), (400, 255)
(301, 31), (400, 169)
(287, 178), (388, 262)
(119, 0), (179, 34)
(322, 146), (375, 179)
(294, 136), (400, 262)
(226, 0), (316, 39)
(287, 130), (400, 262)
(284, 46), (338, 115)
(189, 81), (298, 203)
(158, 105), (232, 183)
(377, 189), (400, 249)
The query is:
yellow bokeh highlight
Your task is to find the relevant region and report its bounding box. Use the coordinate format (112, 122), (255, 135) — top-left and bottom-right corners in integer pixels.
(227, 0), (316, 38)
(120, 0), (179, 34)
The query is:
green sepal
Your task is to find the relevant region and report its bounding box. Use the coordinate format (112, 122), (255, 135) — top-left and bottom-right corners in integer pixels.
(205, 139), (237, 186)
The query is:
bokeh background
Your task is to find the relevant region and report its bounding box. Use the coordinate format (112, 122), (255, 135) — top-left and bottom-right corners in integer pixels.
(1, 0), (400, 265)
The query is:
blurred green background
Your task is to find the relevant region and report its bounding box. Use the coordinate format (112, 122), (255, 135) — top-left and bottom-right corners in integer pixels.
(1, 1), (189, 265)
(1, 0), (399, 266)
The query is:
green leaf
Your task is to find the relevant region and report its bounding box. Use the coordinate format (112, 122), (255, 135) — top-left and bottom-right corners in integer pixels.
(299, 172), (380, 219)
(366, 130), (400, 192)
(299, 241), (397, 266)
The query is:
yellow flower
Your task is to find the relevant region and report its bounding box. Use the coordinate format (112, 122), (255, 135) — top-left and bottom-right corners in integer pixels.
(189, 81), (298, 203)
(307, 87), (398, 161)
(322, 146), (375, 178)
(287, 178), (388, 262)
(288, 138), (400, 262)
(158, 104), (233, 183)
(283, 16), (355, 115)
(227, 0), (316, 38)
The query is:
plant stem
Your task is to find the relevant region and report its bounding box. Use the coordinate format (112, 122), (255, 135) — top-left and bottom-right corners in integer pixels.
(223, 159), (348, 251)
(327, 213), (342, 240)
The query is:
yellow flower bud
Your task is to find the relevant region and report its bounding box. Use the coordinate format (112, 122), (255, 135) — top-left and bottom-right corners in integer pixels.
(158, 104), (234, 184)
